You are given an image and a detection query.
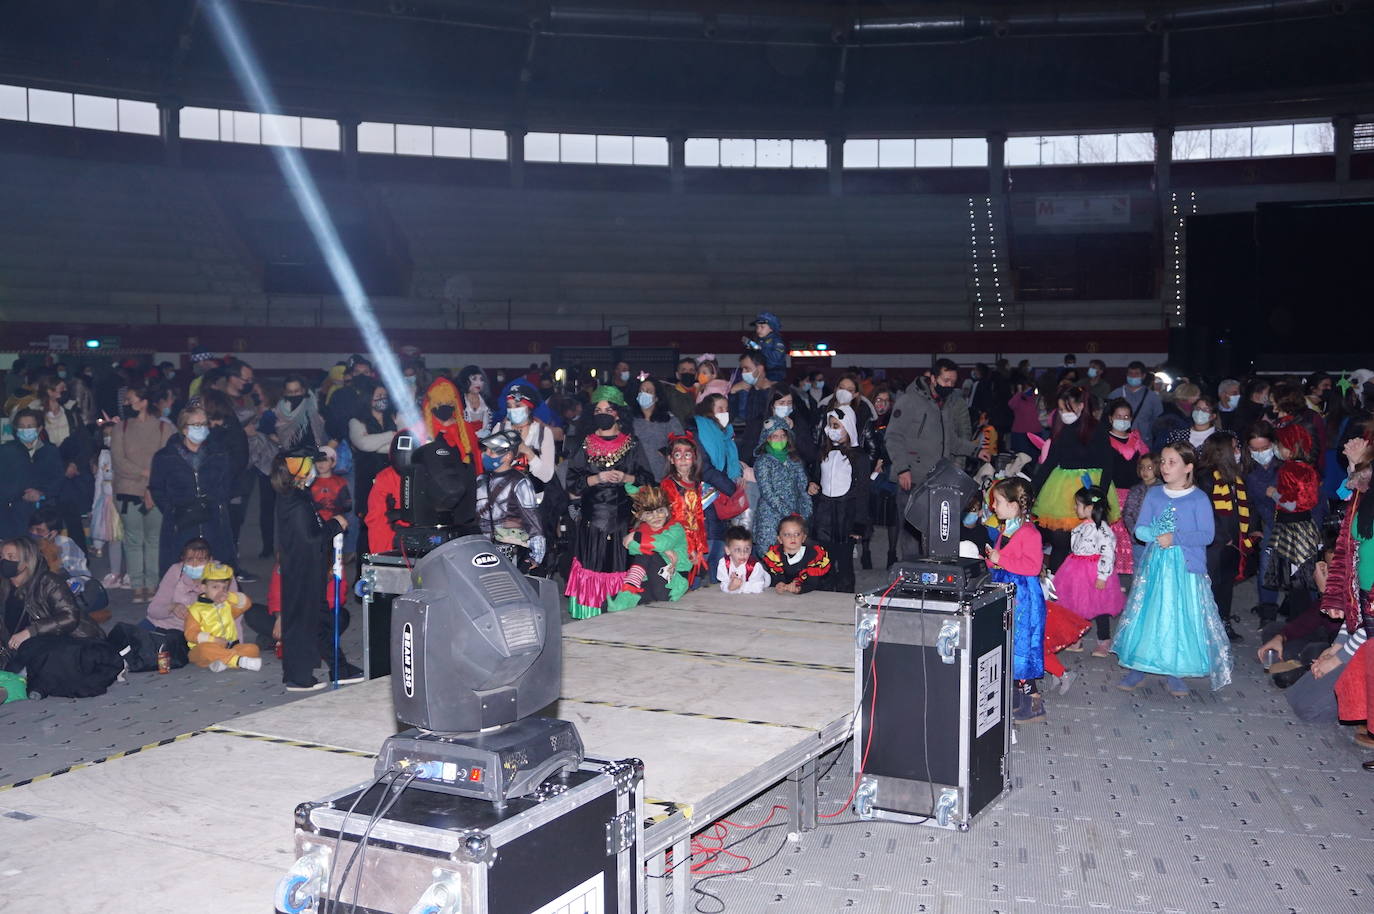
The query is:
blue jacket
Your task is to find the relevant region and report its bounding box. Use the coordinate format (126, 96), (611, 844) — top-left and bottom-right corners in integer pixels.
(149, 436), (236, 572)
(0, 440), (63, 538)
(1134, 485), (1214, 576)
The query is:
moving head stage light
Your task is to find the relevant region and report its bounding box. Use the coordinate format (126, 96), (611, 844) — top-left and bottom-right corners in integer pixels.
(379, 535), (582, 809)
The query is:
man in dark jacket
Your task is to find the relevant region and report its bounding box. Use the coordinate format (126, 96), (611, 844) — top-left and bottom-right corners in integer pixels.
(324, 357), (374, 444)
(884, 359), (986, 560)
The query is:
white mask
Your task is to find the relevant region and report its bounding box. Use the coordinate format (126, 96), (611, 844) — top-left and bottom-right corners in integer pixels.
(715, 412), (730, 428)
(834, 388), (854, 405)
(507, 406), (529, 425)
(1111, 418), (1132, 433)
(1250, 448), (1275, 466)
(1192, 409), (1213, 426)
(825, 426), (845, 443)
(1059, 411), (1080, 425)
(773, 404), (792, 419)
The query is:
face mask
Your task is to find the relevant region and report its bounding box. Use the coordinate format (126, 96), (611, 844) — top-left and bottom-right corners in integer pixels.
(741, 371), (757, 386)
(372, 398), (390, 413)
(1059, 411), (1080, 425)
(1233, 452), (1242, 465)
(934, 382), (955, 397)
(715, 412), (730, 428)
(404, 376), (417, 389)
(1250, 448), (1275, 466)
(164, 370), (175, 381)
(186, 425), (211, 444)
(697, 371), (711, 385)
(16, 428), (39, 444)
(593, 413), (617, 431)
(962, 511), (979, 526)
(285, 395), (305, 409)
(798, 381), (810, 392)
(1225, 394), (1240, 410)
(481, 455), (503, 473)
(507, 406), (529, 425)
(183, 563), (205, 580)
(1126, 376), (1143, 387)
(1192, 410), (1212, 426)
(636, 392), (655, 409)
(0, 558), (18, 579)
(825, 426), (845, 443)
(834, 388), (854, 405)
(161, 406), (172, 419)
(56, 371), (67, 380)
(679, 372), (695, 386)
(494, 373), (504, 383)
(432, 404), (456, 422)
(618, 371), (631, 383)
(767, 439), (788, 456)
(773, 404), (792, 419)
(1064, 362), (1075, 370)
(1087, 367), (1099, 379)
(1111, 418), (1132, 433)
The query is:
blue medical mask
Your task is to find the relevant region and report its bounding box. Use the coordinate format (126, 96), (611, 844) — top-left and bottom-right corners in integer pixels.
(57, 370), (67, 379)
(798, 382), (810, 392)
(1192, 409), (1212, 426)
(636, 392), (655, 409)
(161, 406), (172, 418)
(1250, 448), (1275, 466)
(1126, 376), (1143, 387)
(741, 371), (757, 386)
(482, 455), (502, 473)
(1225, 394), (1240, 410)
(962, 511), (979, 526)
(1111, 418), (1132, 433)
(186, 425), (210, 444)
(16, 427), (39, 444)
(183, 563), (205, 580)
(1087, 367), (1099, 379)
(773, 404), (792, 419)
(507, 406), (529, 425)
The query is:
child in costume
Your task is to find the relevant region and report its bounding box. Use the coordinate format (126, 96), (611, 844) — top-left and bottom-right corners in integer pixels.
(762, 514), (831, 595)
(185, 562), (262, 672)
(985, 477), (1049, 722)
(1121, 452), (1160, 576)
(1113, 441), (1233, 695)
(661, 433), (730, 587)
(808, 406), (870, 593)
(743, 312), (788, 383)
(752, 418), (812, 558)
(475, 430), (546, 573)
(1053, 486), (1124, 654)
(717, 525), (771, 594)
(605, 485), (691, 612)
(1262, 424), (1321, 594)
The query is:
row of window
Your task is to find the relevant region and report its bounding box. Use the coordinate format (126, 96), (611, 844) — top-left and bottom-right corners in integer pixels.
(0, 84), (159, 136)
(0, 83), (1345, 167)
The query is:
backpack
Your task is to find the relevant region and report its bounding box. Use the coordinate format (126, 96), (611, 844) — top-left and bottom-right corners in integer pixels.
(17, 634), (123, 698)
(105, 622), (189, 673)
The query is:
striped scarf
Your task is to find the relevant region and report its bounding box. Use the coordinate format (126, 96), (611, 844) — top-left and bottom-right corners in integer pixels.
(1210, 471), (1254, 546)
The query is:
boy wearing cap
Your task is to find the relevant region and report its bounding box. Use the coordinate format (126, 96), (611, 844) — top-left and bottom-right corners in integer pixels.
(475, 430), (546, 572)
(185, 562), (261, 672)
(744, 312), (788, 384)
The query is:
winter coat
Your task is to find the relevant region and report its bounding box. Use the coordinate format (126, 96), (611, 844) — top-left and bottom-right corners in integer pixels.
(0, 567), (102, 669)
(884, 381), (976, 485)
(0, 440), (63, 539)
(149, 436), (235, 572)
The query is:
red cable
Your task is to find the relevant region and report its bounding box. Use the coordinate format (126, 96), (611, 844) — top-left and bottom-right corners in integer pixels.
(819, 579), (897, 818)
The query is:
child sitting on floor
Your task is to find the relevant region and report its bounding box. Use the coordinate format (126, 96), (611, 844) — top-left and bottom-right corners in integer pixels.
(185, 562), (262, 672)
(717, 525), (771, 594)
(762, 514), (831, 595)
(605, 485), (691, 612)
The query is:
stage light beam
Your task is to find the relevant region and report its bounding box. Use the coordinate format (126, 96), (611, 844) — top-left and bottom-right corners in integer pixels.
(203, 0), (424, 437)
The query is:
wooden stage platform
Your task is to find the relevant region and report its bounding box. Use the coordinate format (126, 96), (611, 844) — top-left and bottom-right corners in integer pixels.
(0, 585), (858, 913)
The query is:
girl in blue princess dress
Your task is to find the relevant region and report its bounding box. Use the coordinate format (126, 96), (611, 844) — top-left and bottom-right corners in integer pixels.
(1113, 441), (1233, 695)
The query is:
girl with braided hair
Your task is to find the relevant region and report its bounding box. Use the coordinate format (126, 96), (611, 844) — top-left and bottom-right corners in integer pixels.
(985, 477), (1049, 722)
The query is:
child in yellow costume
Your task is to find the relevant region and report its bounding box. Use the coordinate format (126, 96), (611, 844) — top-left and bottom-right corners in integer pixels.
(185, 562), (262, 672)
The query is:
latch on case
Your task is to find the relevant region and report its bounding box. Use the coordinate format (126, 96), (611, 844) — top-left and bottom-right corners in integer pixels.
(605, 810), (635, 855)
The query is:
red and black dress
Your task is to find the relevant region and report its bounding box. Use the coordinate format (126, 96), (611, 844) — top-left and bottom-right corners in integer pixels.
(761, 543), (831, 593)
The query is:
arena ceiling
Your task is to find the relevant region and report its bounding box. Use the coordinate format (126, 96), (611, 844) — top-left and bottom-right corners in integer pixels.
(3, 0), (1373, 136)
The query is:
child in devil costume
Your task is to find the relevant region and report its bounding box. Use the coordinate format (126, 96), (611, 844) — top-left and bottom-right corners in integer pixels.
(605, 484), (691, 612)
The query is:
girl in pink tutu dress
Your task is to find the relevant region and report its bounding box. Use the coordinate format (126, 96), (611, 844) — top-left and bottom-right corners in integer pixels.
(1053, 485), (1125, 655)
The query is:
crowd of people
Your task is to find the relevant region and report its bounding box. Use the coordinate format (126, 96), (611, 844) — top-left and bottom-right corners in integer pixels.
(0, 324), (1370, 771)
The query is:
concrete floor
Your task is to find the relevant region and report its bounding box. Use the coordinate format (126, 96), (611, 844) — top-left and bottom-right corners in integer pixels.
(2, 496), (1372, 913)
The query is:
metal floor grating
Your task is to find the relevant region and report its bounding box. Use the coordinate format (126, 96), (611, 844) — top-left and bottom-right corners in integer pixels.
(682, 580), (1374, 914)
